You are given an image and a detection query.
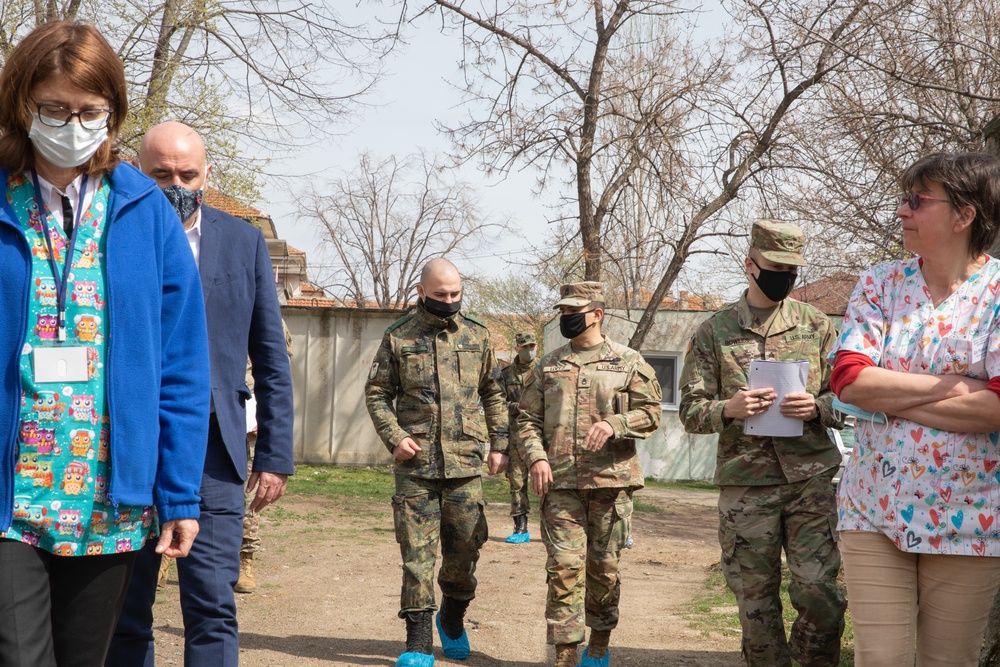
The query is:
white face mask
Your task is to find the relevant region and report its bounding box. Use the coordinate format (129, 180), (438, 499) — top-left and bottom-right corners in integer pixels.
(28, 114), (108, 168)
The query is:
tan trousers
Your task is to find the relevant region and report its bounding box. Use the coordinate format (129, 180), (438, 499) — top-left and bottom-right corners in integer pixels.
(840, 530), (1000, 667)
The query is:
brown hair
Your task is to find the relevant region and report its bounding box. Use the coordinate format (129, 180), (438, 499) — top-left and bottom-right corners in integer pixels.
(901, 152), (1000, 258)
(0, 20), (128, 175)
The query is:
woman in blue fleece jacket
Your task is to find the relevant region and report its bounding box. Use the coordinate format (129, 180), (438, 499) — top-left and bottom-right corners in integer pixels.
(0, 20), (210, 666)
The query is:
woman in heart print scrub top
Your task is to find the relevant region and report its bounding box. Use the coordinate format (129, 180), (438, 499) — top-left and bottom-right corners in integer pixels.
(832, 151), (1000, 666)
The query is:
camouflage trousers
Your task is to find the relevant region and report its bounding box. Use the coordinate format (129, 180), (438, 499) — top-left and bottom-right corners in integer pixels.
(392, 473), (488, 616)
(507, 441), (530, 517)
(541, 487), (632, 645)
(241, 436), (260, 555)
(718, 469), (845, 667)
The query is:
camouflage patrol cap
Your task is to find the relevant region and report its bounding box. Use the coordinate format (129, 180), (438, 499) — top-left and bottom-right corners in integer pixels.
(515, 331), (536, 346)
(750, 219), (807, 266)
(553, 281), (605, 308)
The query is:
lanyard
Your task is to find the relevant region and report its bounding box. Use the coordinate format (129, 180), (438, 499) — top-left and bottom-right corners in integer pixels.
(30, 170), (89, 342)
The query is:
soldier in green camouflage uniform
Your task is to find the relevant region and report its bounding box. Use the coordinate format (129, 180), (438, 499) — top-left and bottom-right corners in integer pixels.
(517, 282), (662, 667)
(499, 331), (538, 543)
(365, 258), (508, 667)
(678, 220), (846, 667)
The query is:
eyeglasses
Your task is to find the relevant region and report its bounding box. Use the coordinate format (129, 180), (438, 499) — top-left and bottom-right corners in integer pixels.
(33, 103), (112, 130)
(898, 192), (951, 211)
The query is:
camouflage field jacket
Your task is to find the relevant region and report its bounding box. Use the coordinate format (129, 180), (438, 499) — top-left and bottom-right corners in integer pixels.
(365, 303), (507, 479)
(516, 336), (662, 490)
(678, 292), (842, 486)
(499, 357), (536, 449)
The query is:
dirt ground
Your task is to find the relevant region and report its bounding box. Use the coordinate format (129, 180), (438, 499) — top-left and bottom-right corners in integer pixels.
(150, 485), (743, 666)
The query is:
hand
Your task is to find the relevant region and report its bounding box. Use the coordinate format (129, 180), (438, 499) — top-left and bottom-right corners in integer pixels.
(530, 460), (554, 497)
(583, 421), (614, 451)
(780, 392), (818, 421)
(156, 519), (199, 558)
(723, 387), (776, 420)
(392, 437), (422, 461)
(246, 471), (289, 513)
(487, 451), (509, 475)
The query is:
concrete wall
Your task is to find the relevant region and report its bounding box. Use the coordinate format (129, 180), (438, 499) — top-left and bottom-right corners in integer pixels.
(544, 309), (718, 482)
(282, 306), (396, 466)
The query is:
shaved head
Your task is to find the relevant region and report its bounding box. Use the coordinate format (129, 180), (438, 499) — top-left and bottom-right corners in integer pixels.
(139, 121), (212, 228)
(139, 121), (207, 172)
(417, 257), (462, 305)
(421, 258), (459, 285)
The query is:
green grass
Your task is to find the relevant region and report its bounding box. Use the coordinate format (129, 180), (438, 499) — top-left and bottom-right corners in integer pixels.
(288, 464), (520, 509)
(633, 499), (663, 513)
(287, 464), (395, 502)
(687, 565), (854, 666)
(644, 478), (717, 492)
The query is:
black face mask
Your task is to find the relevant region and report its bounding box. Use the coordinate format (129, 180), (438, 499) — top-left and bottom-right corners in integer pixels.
(422, 296), (461, 318)
(560, 311), (593, 339)
(750, 259), (797, 302)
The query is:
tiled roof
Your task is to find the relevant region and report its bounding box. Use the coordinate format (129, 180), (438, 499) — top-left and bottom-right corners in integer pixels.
(633, 289), (724, 311)
(790, 272), (858, 316)
(203, 187), (267, 220)
(285, 297), (339, 308)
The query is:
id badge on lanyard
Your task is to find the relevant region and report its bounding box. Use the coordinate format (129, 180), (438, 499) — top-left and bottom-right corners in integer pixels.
(30, 170), (90, 384)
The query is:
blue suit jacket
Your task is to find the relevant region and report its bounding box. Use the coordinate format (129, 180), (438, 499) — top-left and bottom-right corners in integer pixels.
(199, 205), (293, 479)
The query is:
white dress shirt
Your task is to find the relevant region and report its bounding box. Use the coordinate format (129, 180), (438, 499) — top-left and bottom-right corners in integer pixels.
(35, 172), (97, 236)
(185, 209), (203, 269)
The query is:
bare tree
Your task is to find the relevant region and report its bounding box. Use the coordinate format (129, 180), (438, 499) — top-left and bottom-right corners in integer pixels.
(301, 152), (506, 309)
(412, 0), (719, 282)
(413, 0), (891, 347)
(770, 0), (1000, 275)
(0, 0), (394, 200)
(463, 273), (555, 353)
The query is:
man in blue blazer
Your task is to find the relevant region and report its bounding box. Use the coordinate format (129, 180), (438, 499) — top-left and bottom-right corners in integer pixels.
(106, 122), (294, 667)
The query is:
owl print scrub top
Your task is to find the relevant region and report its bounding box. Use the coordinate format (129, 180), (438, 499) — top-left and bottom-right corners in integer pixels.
(834, 256), (1000, 556)
(3, 172), (152, 556)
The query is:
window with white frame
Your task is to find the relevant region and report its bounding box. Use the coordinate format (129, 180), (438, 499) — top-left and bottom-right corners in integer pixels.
(643, 354), (680, 409)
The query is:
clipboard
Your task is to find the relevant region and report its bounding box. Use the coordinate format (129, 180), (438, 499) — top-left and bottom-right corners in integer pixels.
(744, 360), (809, 437)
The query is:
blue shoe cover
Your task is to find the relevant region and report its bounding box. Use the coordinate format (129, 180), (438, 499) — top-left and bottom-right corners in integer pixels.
(395, 651), (434, 667)
(578, 646), (610, 667)
(435, 611), (471, 660)
(505, 532), (531, 544)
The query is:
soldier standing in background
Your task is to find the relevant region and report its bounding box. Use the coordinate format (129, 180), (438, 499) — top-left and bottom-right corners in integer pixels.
(678, 220), (846, 667)
(517, 282), (662, 667)
(236, 319), (295, 593)
(365, 257), (508, 667)
(499, 331), (538, 544)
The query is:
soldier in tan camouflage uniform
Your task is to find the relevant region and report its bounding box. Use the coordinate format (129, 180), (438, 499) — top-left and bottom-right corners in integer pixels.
(499, 331), (538, 543)
(678, 220), (847, 667)
(517, 282), (662, 667)
(236, 319), (294, 594)
(365, 258), (508, 667)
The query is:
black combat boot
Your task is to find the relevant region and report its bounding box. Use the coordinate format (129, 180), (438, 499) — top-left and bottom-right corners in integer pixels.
(403, 611), (433, 655)
(438, 596), (470, 640)
(436, 596), (471, 659)
(505, 514), (531, 544)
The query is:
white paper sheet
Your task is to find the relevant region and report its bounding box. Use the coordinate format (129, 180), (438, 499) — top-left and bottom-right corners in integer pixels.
(744, 360), (810, 437)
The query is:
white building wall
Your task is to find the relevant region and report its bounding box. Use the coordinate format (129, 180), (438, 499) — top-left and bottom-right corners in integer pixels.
(282, 307), (396, 466)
